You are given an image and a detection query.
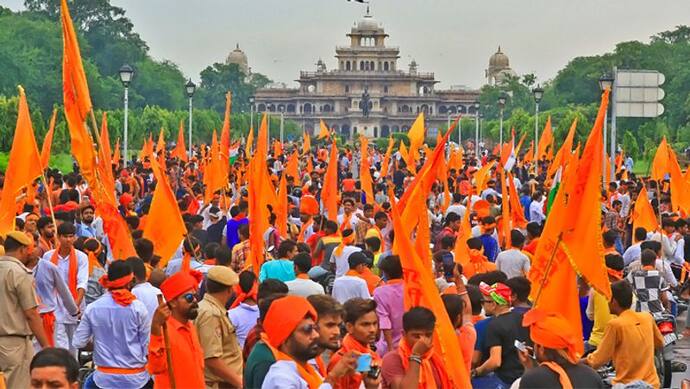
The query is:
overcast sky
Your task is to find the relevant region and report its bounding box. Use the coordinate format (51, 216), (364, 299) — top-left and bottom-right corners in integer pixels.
(4, 0), (689, 89)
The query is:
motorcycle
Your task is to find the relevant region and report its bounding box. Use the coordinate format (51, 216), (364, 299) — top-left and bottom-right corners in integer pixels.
(655, 313), (677, 388)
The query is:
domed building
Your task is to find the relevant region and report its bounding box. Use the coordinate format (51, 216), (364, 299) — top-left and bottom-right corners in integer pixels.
(485, 46), (517, 86)
(225, 43), (250, 76)
(253, 8), (480, 139)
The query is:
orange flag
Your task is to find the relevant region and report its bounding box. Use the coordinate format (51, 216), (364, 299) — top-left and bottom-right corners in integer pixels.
(631, 186), (658, 234)
(156, 127), (166, 168)
(245, 126), (254, 156)
(40, 109), (57, 169)
(61, 0), (97, 185)
(380, 136), (395, 178)
(273, 139), (283, 158)
(359, 135), (375, 204)
(139, 134), (154, 162)
(285, 150), (300, 181)
(321, 139), (339, 221)
(390, 192), (470, 389)
(448, 145), (463, 171)
(500, 169), (511, 249)
(473, 161), (496, 195)
(248, 115), (275, 274)
(668, 147), (690, 214)
(204, 130), (227, 203)
(522, 141), (534, 165)
(560, 89), (612, 299)
(302, 131), (311, 155)
(406, 113), (425, 168)
(0, 87), (44, 234)
(220, 92), (232, 175)
(398, 140), (409, 164)
(97, 113), (116, 201)
(144, 158), (187, 267)
(537, 116), (553, 160)
(548, 118), (577, 178)
(318, 120), (331, 140)
(507, 172), (528, 229)
(453, 204), (473, 266)
(514, 130), (527, 156)
(112, 138), (121, 166)
(276, 173), (288, 237)
(172, 120), (188, 162)
(651, 137), (670, 183)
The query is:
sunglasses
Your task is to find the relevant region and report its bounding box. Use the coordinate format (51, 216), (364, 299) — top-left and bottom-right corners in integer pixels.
(181, 293), (198, 303)
(295, 324), (319, 335)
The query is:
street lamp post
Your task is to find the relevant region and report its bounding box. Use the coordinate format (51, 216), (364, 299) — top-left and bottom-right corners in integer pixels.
(249, 97), (255, 131)
(498, 93), (507, 146)
(474, 102), (480, 158)
(599, 73), (614, 186)
(185, 79), (196, 160)
(118, 64), (134, 167)
(532, 85), (544, 156)
(279, 106), (285, 144)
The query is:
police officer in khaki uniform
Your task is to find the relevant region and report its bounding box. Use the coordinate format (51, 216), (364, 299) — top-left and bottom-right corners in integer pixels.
(194, 266), (243, 388)
(0, 231), (51, 388)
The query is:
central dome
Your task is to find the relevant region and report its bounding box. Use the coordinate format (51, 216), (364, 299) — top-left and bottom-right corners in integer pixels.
(489, 46), (510, 68)
(357, 15), (379, 30)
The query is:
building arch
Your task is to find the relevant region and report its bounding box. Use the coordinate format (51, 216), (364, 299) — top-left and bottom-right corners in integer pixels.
(322, 104), (332, 112)
(286, 104), (296, 113)
(381, 125), (390, 137)
(392, 125), (399, 133)
(360, 61), (365, 71)
(346, 61), (351, 71)
(438, 106), (448, 114)
(341, 124), (351, 138)
(402, 125), (409, 132)
(304, 103), (313, 113)
(257, 103), (266, 111)
(384, 62), (389, 71)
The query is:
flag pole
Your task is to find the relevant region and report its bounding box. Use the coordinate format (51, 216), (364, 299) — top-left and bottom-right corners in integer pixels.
(156, 295), (177, 389)
(40, 174), (58, 242)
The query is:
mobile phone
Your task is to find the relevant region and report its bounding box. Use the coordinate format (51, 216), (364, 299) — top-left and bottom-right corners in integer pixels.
(356, 353), (372, 372)
(367, 365), (381, 379)
(514, 340), (535, 359)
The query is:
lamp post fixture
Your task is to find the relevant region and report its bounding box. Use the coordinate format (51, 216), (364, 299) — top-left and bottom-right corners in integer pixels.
(498, 93), (507, 146)
(532, 85), (544, 156)
(249, 97), (255, 132)
(185, 79), (196, 160)
(118, 64), (134, 167)
(599, 73), (614, 185)
(474, 101), (480, 158)
(278, 106), (285, 144)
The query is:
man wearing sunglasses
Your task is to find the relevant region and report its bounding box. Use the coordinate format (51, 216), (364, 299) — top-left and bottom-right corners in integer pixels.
(149, 270), (205, 388)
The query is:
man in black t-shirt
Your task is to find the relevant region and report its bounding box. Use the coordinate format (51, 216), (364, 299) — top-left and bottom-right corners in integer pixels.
(518, 309), (604, 388)
(472, 282), (529, 388)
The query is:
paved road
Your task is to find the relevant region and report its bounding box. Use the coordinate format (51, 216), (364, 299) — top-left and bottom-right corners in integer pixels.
(671, 310), (689, 388)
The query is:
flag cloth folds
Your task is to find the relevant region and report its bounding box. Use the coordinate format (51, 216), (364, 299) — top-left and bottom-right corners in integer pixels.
(318, 120), (331, 140)
(112, 138), (121, 166)
(276, 173), (288, 237)
(172, 121), (188, 162)
(651, 137), (670, 182)
(0, 87), (44, 234)
(245, 126), (254, 156)
(548, 118), (577, 178)
(359, 135), (375, 204)
(285, 150), (300, 181)
(321, 140), (340, 221)
(144, 158), (187, 267)
(40, 109), (57, 170)
(631, 186), (658, 234)
(380, 136), (395, 178)
(390, 193), (470, 389)
(406, 112), (425, 169)
(537, 116), (553, 160)
(303, 131), (311, 155)
(560, 89), (611, 299)
(667, 146), (690, 215)
(220, 92), (232, 177)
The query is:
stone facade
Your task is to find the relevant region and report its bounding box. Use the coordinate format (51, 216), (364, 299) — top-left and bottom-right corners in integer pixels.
(253, 10), (481, 139)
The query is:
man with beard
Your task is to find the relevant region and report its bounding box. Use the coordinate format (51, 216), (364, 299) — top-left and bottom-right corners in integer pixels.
(260, 295), (360, 388)
(194, 266), (243, 388)
(36, 216), (56, 256)
(149, 270), (205, 388)
(328, 298), (382, 389)
(73, 260), (151, 388)
(76, 204), (102, 240)
(42, 222), (88, 358)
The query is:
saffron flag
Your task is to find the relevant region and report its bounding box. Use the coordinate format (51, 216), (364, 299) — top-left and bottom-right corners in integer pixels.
(359, 135), (375, 204)
(473, 161), (496, 196)
(668, 146), (690, 214)
(220, 92), (232, 177)
(453, 205), (473, 266)
(245, 126), (254, 156)
(144, 158), (187, 267)
(40, 109), (57, 170)
(537, 116), (553, 160)
(380, 136), (395, 178)
(507, 172), (528, 230)
(406, 112), (425, 168)
(303, 131), (311, 155)
(285, 150), (300, 181)
(500, 169), (511, 249)
(318, 120), (331, 140)
(560, 89), (611, 299)
(390, 192), (471, 388)
(548, 118), (577, 178)
(631, 186), (658, 234)
(112, 138), (121, 166)
(97, 113), (116, 202)
(248, 115), (275, 274)
(172, 121), (188, 162)
(651, 137), (670, 182)
(321, 140), (340, 221)
(0, 87), (44, 234)
(276, 173), (288, 237)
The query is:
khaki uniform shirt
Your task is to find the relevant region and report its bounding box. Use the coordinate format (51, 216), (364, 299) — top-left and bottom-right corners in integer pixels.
(194, 293), (243, 386)
(0, 256), (38, 336)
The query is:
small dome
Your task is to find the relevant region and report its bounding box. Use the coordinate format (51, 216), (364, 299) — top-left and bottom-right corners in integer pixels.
(226, 44), (249, 72)
(489, 46), (510, 68)
(356, 6), (380, 31)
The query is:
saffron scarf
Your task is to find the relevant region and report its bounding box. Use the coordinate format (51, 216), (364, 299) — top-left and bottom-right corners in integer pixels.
(98, 273), (136, 306)
(397, 338), (451, 389)
(261, 333), (323, 389)
(230, 281), (258, 309)
(540, 362), (573, 389)
(51, 247), (78, 300)
(335, 233), (355, 257)
(298, 219), (314, 243)
(340, 213), (353, 232)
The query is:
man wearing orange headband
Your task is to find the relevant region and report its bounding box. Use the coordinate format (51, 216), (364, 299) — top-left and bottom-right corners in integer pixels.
(261, 295), (360, 388)
(148, 270), (205, 388)
(517, 309), (603, 388)
(73, 260), (151, 388)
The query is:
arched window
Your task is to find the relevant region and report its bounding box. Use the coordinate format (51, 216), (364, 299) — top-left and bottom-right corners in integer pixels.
(360, 61), (365, 71)
(304, 103), (312, 113)
(257, 103), (266, 111)
(370, 61), (375, 70)
(384, 62), (389, 71)
(346, 61), (351, 71)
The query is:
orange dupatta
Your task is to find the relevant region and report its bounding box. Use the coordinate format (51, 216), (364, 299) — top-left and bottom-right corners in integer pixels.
(397, 338), (451, 389)
(260, 333), (323, 389)
(51, 247), (78, 299)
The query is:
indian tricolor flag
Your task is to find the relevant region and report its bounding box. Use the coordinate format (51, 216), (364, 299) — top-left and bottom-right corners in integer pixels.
(229, 142), (239, 164)
(499, 131), (516, 172)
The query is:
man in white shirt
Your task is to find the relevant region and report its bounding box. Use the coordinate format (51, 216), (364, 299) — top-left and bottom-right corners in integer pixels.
(649, 218), (680, 264)
(127, 257), (162, 325)
(286, 253), (325, 297)
(529, 192), (546, 224)
(622, 228), (648, 266)
(445, 193), (467, 219)
(495, 230), (531, 278)
(329, 230), (361, 278)
(41, 222), (88, 357)
(332, 252), (371, 304)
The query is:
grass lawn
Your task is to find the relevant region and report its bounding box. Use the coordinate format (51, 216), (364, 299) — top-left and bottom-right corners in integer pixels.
(632, 159), (651, 176)
(0, 152), (73, 173)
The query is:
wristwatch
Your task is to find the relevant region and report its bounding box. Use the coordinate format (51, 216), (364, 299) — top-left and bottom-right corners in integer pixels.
(408, 355), (422, 364)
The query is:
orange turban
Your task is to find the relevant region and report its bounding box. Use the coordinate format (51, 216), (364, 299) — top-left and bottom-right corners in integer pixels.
(473, 200), (491, 218)
(119, 193), (134, 207)
(523, 308), (581, 364)
(160, 270), (203, 301)
(300, 195), (320, 216)
(263, 295), (317, 348)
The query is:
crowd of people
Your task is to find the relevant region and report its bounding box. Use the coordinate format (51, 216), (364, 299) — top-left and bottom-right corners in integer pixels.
(1, 125), (690, 389)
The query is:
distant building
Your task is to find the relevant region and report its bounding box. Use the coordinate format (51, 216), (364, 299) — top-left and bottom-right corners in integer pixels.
(485, 46), (517, 86)
(253, 9), (480, 139)
(226, 43), (251, 77)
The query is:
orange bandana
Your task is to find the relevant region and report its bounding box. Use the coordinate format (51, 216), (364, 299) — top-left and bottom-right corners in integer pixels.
(98, 273), (136, 307)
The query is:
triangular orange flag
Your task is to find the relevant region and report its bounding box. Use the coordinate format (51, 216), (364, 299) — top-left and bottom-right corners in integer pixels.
(285, 150), (300, 181)
(359, 135), (375, 204)
(537, 116), (553, 160)
(97, 113), (116, 201)
(631, 186), (658, 234)
(321, 139), (339, 221)
(507, 172), (528, 229)
(273, 139), (283, 158)
(406, 113), (425, 169)
(172, 120), (188, 162)
(473, 161), (496, 195)
(112, 138), (121, 166)
(303, 131), (311, 155)
(668, 146), (690, 214)
(380, 136), (395, 178)
(318, 120), (331, 140)
(220, 92), (232, 176)
(144, 158), (187, 267)
(0, 86), (44, 234)
(245, 126), (254, 156)
(276, 173), (288, 237)
(548, 118), (577, 178)
(651, 137), (670, 182)
(40, 109), (57, 170)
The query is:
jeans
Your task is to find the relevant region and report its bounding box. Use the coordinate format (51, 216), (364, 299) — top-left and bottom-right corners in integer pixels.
(472, 373), (511, 389)
(83, 373), (153, 389)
